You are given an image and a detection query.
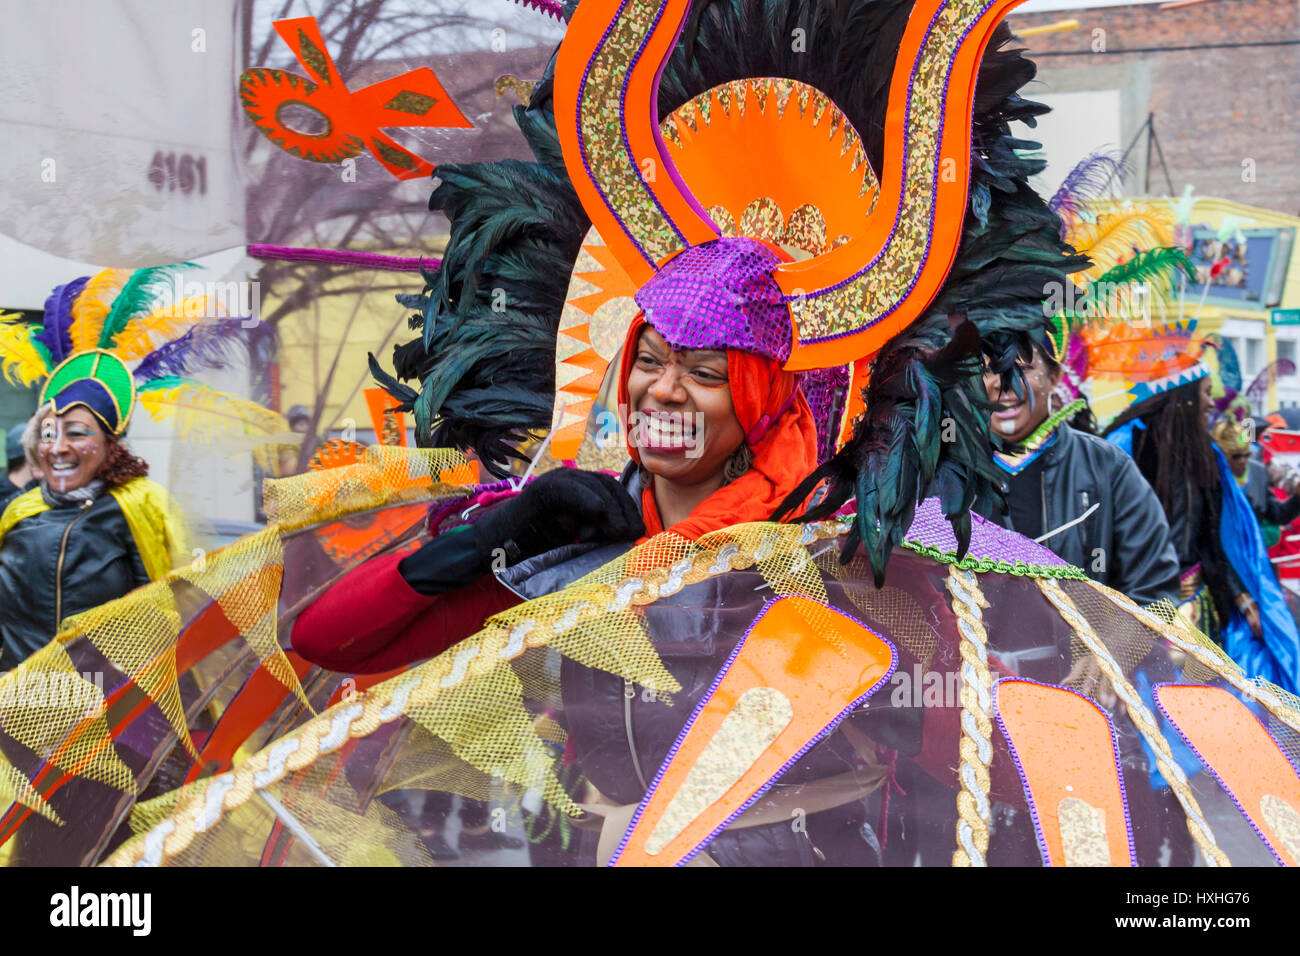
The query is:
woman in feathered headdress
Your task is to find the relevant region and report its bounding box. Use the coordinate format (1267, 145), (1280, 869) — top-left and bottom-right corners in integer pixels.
(294, 0), (1084, 668)
(0, 267), (288, 669)
(1097, 321), (1300, 695)
(289, 0), (1090, 865)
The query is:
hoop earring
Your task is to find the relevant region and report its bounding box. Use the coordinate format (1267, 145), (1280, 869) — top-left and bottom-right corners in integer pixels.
(723, 443), (753, 483)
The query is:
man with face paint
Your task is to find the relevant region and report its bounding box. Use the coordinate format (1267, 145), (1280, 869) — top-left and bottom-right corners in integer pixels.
(980, 335), (1179, 607)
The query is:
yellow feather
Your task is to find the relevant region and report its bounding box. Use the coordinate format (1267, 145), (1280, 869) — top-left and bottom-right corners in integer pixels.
(138, 383), (297, 444)
(70, 268), (131, 352)
(112, 298), (219, 361)
(1066, 207), (1176, 284)
(0, 312), (49, 387)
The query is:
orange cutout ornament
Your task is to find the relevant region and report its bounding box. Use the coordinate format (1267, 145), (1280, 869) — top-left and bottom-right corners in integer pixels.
(239, 17), (472, 180)
(995, 679), (1134, 866)
(611, 596), (894, 866)
(1155, 683), (1300, 866)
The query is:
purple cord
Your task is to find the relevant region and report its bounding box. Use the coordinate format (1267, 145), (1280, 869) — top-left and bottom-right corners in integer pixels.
(247, 244), (440, 273)
(510, 0), (566, 21)
(426, 479), (526, 536)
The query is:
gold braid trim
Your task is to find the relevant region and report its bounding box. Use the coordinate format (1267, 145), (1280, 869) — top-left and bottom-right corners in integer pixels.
(946, 567), (992, 867)
(1099, 585), (1300, 738)
(1036, 579), (1231, 867)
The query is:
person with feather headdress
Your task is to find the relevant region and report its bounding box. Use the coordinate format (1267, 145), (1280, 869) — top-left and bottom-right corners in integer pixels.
(977, 319), (1179, 608)
(287, 0), (1096, 866)
(293, 0), (1086, 668)
(968, 154), (1183, 608)
(1097, 323), (1300, 696)
(0, 267), (290, 669)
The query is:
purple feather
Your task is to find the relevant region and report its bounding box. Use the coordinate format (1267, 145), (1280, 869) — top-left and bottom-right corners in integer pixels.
(1049, 150), (1130, 237)
(132, 319), (249, 383)
(37, 276), (90, 364)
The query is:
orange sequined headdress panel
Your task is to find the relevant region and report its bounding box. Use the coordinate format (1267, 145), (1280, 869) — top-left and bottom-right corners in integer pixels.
(553, 0), (1028, 372)
(1081, 320), (1212, 405)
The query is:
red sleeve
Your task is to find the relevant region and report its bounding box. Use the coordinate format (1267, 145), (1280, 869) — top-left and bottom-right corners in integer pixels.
(290, 551), (520, 674)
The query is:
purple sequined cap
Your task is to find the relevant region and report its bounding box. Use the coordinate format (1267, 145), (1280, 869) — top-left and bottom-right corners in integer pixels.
(634, 237), (792, 362)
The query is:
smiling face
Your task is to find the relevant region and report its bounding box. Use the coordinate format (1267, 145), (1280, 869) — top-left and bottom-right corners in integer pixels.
(983, 344), (1062, 444)
(625, 326), (745, 487)
(37, 406), (109, 493)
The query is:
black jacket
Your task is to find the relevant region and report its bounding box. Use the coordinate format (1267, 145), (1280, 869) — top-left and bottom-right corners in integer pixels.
(405, 471), (881, 866)
(0, 492), (149, 669)
(987, 424), (1180, 606)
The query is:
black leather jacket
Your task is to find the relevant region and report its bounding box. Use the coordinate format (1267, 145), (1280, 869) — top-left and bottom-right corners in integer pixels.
(0, 491), (149, 669)
(987, 423), (1180, 606)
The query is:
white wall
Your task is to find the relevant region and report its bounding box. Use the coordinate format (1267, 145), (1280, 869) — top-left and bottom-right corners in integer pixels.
(1019, 89), (1126, 203)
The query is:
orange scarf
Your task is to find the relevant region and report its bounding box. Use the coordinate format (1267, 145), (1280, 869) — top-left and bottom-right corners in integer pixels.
(616, 316), (819, 542)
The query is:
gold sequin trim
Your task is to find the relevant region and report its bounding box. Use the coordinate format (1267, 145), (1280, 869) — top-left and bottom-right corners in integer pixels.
(785, 204), (829, 258)
(708, 205), (737, 238)
(1059, 797), (1111, 867)
(739, 198), (786, 246)
(578, 0), (685, 266)
(793, 0), (989, 344)
(1261, 794), (1300, 863)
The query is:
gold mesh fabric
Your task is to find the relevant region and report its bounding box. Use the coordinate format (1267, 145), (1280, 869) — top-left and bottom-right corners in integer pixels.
(0, 446), (473, 859)
(832, 554), (940, 667)
(5, 442), (1298, 867)
(102, 525), (1300, 867)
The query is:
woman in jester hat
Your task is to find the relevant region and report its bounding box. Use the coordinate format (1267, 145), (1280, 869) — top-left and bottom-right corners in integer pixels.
(0, 269), (296, 672)
(0, 267), (302, 863)
(0, 272), (204, 671)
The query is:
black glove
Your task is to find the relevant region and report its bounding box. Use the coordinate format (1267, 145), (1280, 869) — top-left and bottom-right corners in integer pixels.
(471, 469), (644, 567)
(398, 470), (643, 596)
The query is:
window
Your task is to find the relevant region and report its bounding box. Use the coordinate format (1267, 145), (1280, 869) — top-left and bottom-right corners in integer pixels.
(1278, 339), (1297, 377)
(1246, 338), (1264, 378)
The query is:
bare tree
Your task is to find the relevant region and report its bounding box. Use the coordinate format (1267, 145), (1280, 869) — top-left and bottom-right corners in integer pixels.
(236, 0), (561, 468)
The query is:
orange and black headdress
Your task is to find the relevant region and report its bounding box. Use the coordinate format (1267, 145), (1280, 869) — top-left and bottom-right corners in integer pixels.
(382, 0), (1088, 576)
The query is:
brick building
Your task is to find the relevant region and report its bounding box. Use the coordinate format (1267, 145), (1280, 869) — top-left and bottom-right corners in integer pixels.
(1009, 0), (1300, 215)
